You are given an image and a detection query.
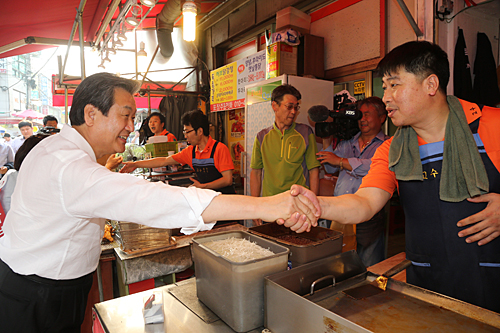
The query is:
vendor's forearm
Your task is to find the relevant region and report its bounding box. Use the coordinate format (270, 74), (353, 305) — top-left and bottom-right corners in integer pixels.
(198, 171), (233, 190)
(134, 156), (179, 168)
(318, 187), (391, 224)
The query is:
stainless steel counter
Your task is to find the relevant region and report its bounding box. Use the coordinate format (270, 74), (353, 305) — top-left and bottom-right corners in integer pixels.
(94, 278), (263, 333)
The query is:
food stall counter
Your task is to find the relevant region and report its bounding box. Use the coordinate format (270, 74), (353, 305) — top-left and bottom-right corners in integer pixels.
(93, 279), (263, 333)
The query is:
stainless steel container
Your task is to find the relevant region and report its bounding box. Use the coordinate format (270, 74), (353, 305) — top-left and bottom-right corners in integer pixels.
(248, 222), (343, 267)
(192, 231), (289, 333)
(265, 251), (500, 332)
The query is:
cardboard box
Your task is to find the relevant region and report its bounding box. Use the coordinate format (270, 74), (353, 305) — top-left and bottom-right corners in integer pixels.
(266, 42), (297, 79)
(276, 6), (311, 34)
(144, 142), (178, 158)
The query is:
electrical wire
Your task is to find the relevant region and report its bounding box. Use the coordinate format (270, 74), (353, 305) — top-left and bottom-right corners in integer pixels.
(7, 47), (59, 89)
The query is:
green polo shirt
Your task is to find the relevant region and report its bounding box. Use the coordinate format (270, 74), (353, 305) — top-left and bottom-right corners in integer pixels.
(251, 122), (320, 197)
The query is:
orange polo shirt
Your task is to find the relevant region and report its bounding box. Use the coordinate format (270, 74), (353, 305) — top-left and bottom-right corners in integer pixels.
(172, 136), (234, 172)
(360, 100), (500, 195)
(158, 129), (177, 142)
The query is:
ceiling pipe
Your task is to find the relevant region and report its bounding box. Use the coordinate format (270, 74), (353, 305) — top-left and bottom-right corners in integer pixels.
(156, 0), (181, 58)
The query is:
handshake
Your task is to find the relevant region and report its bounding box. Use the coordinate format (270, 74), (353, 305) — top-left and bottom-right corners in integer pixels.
(268, 184), (322, 233)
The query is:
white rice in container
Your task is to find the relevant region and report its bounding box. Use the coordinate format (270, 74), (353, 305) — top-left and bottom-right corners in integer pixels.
(203, 237), (274, 262)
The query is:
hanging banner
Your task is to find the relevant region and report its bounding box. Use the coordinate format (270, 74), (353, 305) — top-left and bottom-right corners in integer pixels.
(227, 109), (245, 174)
(210, 50), (266, 112)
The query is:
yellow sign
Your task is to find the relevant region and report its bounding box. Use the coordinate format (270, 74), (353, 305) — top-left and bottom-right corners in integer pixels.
(354, 80), (365, 95)
(210, 50), (266, 112)
(211, 63), (238, 107)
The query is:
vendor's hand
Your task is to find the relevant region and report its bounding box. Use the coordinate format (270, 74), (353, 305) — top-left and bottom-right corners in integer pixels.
(253, 219), (263, 226)
(105, 154), (123, 170)
(316, 151), (340, 166)
(119, 161), (137, 173)
(189, 177), (204, 189)
(0, 166), (7, 175)
(457, 193), (500, 245)
(275, 185), (321, 233)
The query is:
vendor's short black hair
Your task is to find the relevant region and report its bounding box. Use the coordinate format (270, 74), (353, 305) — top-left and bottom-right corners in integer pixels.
(70, 73), (140, 126)
(3, 133), (10, 138)
(149, 113), (166, 127)
(376, 41), (449, 93)
(181, 110), (209, 136)
(18, 121), (32, 129)
(43, 115), (58, 126)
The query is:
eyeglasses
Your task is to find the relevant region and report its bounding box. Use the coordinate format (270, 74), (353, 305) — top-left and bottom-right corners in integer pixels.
(283, 103), (300, 111)
(183, 129), (195, 134)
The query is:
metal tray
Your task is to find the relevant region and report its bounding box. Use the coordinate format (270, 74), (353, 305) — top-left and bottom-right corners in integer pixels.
(248, 222), (343, 267)
(265, 251), (500, 332)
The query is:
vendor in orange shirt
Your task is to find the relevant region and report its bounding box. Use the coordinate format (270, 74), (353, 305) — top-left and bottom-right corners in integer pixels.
(121, 110), (236, 195)
(148, 112), (177, 141)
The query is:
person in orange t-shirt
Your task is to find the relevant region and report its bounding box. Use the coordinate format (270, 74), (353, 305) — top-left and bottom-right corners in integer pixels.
(315, 41), (500, 312)
(122, 110), (235, 194)
(148, 112), (177, 142)
(121, 110), (236, 226)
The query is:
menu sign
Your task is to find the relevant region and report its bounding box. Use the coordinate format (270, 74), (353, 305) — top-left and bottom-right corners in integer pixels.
(210, 50), (266, 112)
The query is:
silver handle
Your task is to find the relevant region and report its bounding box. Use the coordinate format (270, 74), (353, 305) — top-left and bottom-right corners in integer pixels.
(241, 151), (247, 178)
(310, 275), (335, 295)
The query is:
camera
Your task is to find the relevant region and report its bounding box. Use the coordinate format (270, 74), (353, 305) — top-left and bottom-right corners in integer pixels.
(308, 92), (362, 140)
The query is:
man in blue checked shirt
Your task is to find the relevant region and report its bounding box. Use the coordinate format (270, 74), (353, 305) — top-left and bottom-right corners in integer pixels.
(317, 96), (389, 267)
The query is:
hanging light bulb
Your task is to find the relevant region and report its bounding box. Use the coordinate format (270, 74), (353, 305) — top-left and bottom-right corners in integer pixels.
(98, 52), (106, 69)
(115, 36), (124, 47)
(140, 0), (157, 7)
(126, 4), (142, 27)
(117, 21), (128, 41)
(138, 41), (147, 57)
(104, 51), (111, 63)
(182, 1), (197, 42)
(108, 40), (117, 55)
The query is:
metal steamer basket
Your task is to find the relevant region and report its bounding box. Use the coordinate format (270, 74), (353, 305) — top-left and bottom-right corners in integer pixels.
(192, 231), (289, 333)
(265, 251), (500, 333)
(112, 221), (174, 254)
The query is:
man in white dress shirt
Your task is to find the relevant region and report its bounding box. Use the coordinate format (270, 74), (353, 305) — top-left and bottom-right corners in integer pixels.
(0, 141), (14, 179)
(0, 73), (319, 332)
(10, 120), (33, 154)
(2, 133), (11, 145)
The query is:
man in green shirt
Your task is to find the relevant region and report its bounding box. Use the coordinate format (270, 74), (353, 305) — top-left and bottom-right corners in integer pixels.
(250, 84), (320, 225)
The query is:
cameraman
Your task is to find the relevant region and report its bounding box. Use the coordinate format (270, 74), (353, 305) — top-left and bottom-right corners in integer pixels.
(316, 96), (388, 266)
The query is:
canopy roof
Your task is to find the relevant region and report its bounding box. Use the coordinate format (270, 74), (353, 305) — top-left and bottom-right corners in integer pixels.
(0, 0), (221, 59)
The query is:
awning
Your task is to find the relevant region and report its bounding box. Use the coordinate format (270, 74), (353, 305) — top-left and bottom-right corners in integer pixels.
(52, 95), (163, 109)
(0, 0), (221, 59)
(0, 0), (105, 58)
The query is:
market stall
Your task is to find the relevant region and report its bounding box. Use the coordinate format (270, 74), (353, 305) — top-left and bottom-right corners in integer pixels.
(93, 251), (500, 332)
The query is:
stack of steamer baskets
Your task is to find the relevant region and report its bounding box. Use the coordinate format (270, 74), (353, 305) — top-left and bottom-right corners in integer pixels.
(191, 223), (343, 332)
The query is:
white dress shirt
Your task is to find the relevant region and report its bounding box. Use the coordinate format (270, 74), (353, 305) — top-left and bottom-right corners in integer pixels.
(10, 136), (25, 154)
(0, 125), (218, 280)
(0, 142), (14, 167)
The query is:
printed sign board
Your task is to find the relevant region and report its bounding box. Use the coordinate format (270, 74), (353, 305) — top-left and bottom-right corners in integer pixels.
(210, 50), (266, 112)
